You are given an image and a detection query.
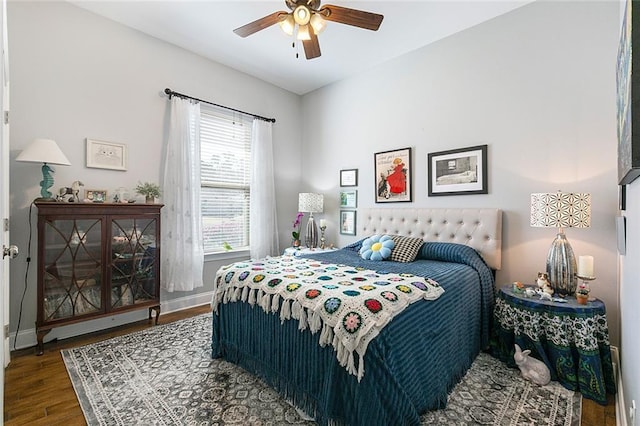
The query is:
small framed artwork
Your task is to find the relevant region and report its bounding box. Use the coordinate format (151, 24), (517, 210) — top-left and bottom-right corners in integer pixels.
(340, 169), (358, 187)
(340, 210), (356, 235)
(340, 190), (357, 208)
(85, 189), (107, 203)
(428, 144), (488, 196)
(375, 147), (412, 203)
(86, 139), (127, 171)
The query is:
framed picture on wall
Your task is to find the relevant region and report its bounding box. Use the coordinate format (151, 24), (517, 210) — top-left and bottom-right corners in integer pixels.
(428, 145), (488, 196)
(340, 190), (357, 208)
(86, 139), (127, 171)
(340, 210), (356, 235)
(340, 169), (358, 187)
(617, 0), (640, 185)
(374, 147), (412, 203)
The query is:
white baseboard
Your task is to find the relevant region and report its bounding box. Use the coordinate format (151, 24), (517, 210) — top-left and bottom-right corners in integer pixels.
(613, 346), (627, 426)
(9, 291), (213, 352)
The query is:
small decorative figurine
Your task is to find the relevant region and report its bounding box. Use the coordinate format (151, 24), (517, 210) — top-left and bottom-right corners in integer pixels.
(514, 344), (551, 386)
(513, 281), (525, 293)
(536, 272), (551, 289)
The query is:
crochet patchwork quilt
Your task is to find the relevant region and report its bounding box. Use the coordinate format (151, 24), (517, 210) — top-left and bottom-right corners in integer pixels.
(213, 255), (444, 381)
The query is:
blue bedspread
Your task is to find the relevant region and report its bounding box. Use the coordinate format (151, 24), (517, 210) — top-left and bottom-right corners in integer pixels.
(212, 242), (495, 426)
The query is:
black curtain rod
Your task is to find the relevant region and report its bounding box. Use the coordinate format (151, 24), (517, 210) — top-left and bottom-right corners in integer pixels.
(164, 88), (276, 123)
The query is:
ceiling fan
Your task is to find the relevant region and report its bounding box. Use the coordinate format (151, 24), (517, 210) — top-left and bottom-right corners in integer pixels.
(233, 0), (384, 60)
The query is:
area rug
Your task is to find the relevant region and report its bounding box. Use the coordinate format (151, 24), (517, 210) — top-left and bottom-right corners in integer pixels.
(62, 313), (581, 425)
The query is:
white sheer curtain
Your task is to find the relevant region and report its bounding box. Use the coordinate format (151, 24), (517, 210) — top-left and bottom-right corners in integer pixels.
(161, 96), (204, 292)
(250, 119), (279, 259)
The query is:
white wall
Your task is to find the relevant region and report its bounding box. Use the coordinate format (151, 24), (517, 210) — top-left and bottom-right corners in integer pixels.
(7, 1), (302, 345)
(302, 1), (621, 347)
(622, 182), (640, 425)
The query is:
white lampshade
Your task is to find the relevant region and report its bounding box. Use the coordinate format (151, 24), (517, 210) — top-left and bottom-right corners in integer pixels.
(279, 14), (295, 36)
(16, 138), (71, 165)
(16, 138), (71, 200)
(298, 193), (323, 213)
(310, 13), (326, 34)
(296, 24), (311, 41)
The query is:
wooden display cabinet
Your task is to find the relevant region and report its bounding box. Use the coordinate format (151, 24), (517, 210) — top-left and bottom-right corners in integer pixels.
(35, 201), (162, 355)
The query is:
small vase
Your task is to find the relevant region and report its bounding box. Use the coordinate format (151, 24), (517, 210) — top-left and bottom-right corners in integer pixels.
(292, 239), (301, 248)
(576, 294), (589, 305)
(145, 196), (155, 204)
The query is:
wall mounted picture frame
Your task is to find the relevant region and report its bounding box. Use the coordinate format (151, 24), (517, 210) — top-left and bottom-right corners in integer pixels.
(617, 0), (640, 185)
(340, 210), (356, 235)
(340, 169), (358, 187)
(428, 144), (488, 196)
(374, 147), (412, 203)
(340, 190), (357, 208)
(86, 139), (127, 171)
(85, 189), (107, 203)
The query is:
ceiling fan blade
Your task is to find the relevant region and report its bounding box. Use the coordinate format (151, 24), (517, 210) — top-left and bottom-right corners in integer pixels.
(303, 30), (321, 60)
(233, 11), (288, 38)
(320, 5), (384, 31)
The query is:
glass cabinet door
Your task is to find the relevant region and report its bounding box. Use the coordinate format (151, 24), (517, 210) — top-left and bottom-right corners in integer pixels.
(43, 218), (102, 321)
(110, 217), (157, 309)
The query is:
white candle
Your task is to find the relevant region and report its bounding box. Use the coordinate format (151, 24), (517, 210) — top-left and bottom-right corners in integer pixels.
(578, 255), (594, 277)
(319, 219), (326, 228)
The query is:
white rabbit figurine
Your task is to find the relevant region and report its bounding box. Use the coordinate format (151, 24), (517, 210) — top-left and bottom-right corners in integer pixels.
(513, 344), (551, 386)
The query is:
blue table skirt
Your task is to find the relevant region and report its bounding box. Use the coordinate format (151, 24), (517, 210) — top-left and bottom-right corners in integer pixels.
(490, 286), (615, 405)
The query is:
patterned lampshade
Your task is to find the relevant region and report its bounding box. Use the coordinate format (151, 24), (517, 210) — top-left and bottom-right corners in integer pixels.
(298, 193), (324, 213)
(530, 192), (591, 229)
(530, 191), (591, 296)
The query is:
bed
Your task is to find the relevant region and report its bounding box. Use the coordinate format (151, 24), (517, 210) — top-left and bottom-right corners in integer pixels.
(212, 208), (502, 426)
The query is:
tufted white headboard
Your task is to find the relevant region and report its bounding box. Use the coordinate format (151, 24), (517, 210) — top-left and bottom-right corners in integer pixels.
(359, 208), (502, 270)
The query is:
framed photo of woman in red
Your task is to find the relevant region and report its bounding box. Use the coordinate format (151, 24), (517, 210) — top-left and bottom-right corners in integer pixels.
(374, 147), (412, 203)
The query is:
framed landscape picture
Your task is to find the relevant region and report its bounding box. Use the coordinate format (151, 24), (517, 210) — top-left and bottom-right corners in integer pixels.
(428, 145), (488, 196)
(374, 147), (412, 203)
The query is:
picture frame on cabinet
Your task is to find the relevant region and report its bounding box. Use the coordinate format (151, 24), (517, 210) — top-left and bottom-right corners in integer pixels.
(85, 189), (107, 203)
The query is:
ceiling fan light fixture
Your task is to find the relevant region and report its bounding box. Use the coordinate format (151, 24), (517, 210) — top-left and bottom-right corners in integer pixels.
(279, 14), (295, 35)
(310, 13), (326, 34)
(296, 24), (311, 40)
(293, 5), (311, 26)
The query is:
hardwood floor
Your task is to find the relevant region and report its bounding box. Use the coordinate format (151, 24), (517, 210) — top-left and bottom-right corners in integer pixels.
(4, 304), (616, 425)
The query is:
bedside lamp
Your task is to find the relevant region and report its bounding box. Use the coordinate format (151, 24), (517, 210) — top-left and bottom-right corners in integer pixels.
(16, 138), (71, 201)
(530, 191), (591, 295)
(298, 193), (323, 248)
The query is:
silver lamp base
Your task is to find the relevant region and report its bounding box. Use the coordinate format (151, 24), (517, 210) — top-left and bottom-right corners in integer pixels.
(546, 230), (577, 295)
(305, 214), (318, 248)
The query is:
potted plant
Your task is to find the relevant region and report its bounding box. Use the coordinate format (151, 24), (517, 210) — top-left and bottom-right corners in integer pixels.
(292, 212), (303, 248)
(576, 282), (590, 305)
(135, 182), (161, 203)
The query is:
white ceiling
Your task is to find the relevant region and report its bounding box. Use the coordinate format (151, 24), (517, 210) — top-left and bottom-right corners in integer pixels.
(69, 1), (533, 95)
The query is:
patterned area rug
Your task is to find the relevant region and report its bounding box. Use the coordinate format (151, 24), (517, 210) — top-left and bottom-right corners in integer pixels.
(62, 313), (581, 425)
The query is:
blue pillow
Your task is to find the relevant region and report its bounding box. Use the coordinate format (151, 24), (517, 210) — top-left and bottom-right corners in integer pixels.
(359, 235), (395, 261)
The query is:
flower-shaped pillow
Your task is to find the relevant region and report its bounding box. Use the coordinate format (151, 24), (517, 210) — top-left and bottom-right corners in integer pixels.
(359, 235), (395, 261)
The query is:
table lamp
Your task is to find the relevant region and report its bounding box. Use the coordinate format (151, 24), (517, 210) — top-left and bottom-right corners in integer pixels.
(16, 138), (71, 200)
(530, 191), (591, 295)
(298, 192), (323, 248)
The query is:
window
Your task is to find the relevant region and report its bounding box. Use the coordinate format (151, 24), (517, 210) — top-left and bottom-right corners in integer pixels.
(200, 106), (252, 254)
